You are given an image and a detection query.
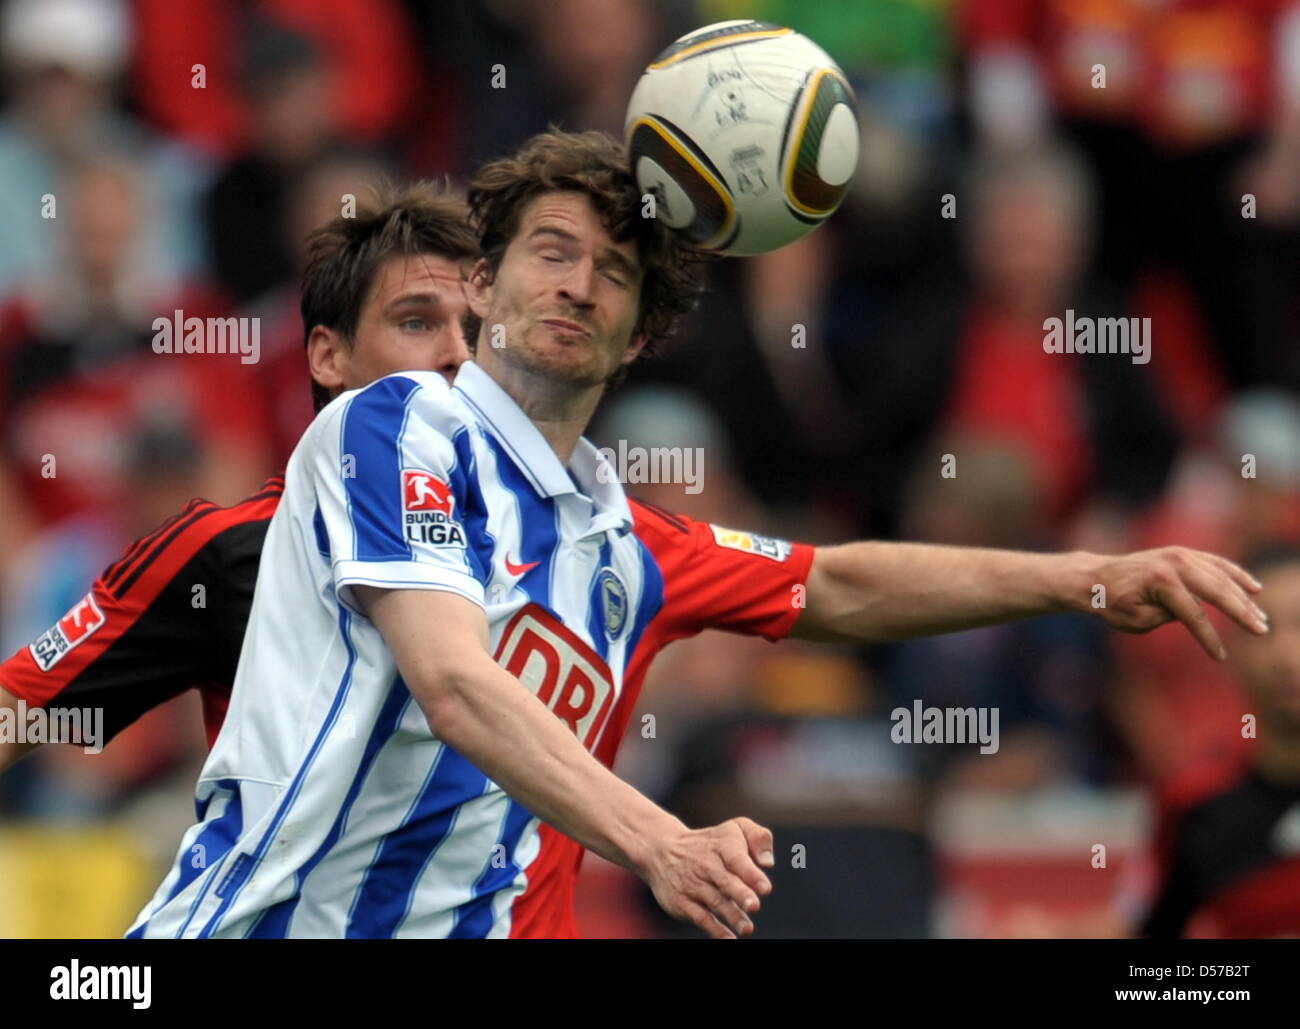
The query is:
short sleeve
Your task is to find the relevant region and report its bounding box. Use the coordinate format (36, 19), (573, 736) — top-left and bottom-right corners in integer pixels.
(630, 498), (815, 642)
(312, 375), (488, 615)
(0, 484), (279, 745)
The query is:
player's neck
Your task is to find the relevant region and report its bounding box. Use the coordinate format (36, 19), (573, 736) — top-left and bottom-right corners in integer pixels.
(478, 356), (601, 465)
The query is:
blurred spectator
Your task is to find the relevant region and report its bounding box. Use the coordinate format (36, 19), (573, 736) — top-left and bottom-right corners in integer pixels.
(128, 0), (419, 159)
(241, 151), (392, 463)
(0, 154), (272, 552)
(1141, 541), (1300, 937)
(880, 433), (1117, 790)
(959, 0), (1300, 394)
(841, 144), (1180, 541)
(0, 0), (208, 295)
(203, 22), (339, 304)
(1110, 390), (1300, 785)
(430, 0), (687, 177)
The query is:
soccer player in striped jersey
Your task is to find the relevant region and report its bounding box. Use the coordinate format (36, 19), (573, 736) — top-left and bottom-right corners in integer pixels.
(0, 177), (799, 938)
(1, 135), (1271, 939)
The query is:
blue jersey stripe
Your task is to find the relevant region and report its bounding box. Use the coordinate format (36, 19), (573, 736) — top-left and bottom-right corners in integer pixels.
(195, 603), (361, 938)
(243, 678), (414, 939)
(482, 433), (557, 602)
(449, 800), (536, 938)
(448, 427), (496, 584)
(344, 746), (488, 938)
(313, 504), (330, 559)
(128, 778), (242, 939)
(341, 375), (420, 562)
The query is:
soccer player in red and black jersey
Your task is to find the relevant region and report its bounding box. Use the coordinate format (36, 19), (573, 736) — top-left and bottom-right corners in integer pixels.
(0, 171), (1272, 938)
(1143, 542), (1300, 938)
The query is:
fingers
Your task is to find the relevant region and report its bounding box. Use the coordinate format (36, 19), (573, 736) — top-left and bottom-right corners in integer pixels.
(1201, 551), (1263, 594)
(711, 857), (762, 914)
(734, 816), (776, 871)
(704, 820), (778, 935)
(711, 895), (755, 937)
(1180, 553), (1269, 636)
(1153, 580), (1226, 661)
(727, 817), (774, 896)
(695, 876), (756, 937)
(656, 820), (778, 938)
(678, 897), (737, 940)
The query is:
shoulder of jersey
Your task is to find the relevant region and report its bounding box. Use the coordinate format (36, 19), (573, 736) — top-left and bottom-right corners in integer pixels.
(314, 371), (460, 430)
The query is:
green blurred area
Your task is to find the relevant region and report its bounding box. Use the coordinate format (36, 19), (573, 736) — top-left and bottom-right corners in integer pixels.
(700, 0), (954, 71)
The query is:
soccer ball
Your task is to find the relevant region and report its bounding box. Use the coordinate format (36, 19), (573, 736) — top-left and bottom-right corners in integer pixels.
(624, 20), (859, 256)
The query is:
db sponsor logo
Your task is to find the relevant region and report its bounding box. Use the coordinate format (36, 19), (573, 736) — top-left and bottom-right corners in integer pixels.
(402, 469), (465, 547)
(403, 469), (454, 514)
(494, 604), (617, 750)
(30, 593), (106, 671)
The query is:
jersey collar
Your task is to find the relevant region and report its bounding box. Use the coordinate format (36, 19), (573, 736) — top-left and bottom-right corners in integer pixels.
(453, 360), (633, 535)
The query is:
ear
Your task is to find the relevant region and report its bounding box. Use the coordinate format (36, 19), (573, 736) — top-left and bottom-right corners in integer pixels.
(621, 330), (651, 366)
(465, 258), (493, 320)
(306, 325), (348, 395)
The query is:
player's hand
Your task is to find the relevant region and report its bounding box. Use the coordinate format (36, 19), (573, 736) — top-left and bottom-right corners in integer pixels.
(639, 816), (774, 939)
(1082, 547), (1269, 660)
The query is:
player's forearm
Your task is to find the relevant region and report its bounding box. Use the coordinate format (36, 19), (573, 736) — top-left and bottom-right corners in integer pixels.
(414, 657), (682, 875)
(796, 542), (1097, 642)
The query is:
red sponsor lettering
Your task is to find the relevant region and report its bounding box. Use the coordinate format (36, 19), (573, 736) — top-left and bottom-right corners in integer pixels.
(494, 604), (616, 750)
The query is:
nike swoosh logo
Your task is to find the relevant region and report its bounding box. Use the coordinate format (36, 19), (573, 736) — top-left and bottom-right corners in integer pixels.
(505, 556), (540, 576)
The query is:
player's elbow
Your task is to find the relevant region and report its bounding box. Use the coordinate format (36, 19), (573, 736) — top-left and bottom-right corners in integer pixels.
(408, 661), (482, 742)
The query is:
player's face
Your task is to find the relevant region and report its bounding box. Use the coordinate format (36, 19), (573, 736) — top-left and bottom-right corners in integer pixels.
(1236, 563), (1300, 727)
(308, 254), (471, 394)
(467, 190), (648, 389)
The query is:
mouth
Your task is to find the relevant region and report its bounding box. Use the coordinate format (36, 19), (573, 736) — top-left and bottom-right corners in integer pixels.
(542, 318), (592, 340)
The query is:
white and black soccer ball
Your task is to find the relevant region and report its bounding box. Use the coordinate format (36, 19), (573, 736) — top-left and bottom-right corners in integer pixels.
(625, 20), (860, 256)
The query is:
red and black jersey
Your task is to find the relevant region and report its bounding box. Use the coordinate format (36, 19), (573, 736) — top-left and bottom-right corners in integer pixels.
(1, 476), (284, 747)
(1143, 759), (1300, 938)
(1, 482), (814, 758)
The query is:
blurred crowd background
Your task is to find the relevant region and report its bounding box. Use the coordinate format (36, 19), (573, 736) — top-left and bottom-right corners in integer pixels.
(1, 0), (1299, 938)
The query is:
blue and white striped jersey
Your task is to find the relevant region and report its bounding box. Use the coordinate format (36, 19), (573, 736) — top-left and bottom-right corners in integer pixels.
(128, 361), (664, 938)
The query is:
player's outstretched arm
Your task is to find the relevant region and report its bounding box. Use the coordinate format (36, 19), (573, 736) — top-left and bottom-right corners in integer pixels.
(355, 584), (775, 939)
(793, 543), (1269, 660)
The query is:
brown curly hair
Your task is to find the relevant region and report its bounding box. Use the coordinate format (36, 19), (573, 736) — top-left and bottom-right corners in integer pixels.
(465, 129), (707, 365)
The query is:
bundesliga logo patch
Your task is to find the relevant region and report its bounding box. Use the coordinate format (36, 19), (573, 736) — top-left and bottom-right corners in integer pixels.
(401, 469), (466, 547)
(709, 524), (793, 562)
(29, 592), (106, 671)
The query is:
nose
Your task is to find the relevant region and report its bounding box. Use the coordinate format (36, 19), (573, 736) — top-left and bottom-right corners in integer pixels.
(558, 257), (597, 308)
(436, 319), (472, 385)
